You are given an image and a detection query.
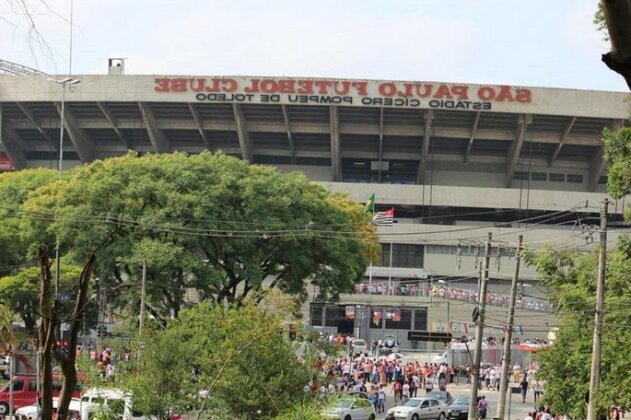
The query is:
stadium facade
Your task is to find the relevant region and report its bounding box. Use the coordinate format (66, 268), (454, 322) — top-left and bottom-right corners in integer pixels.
(1, 62), (629, 347)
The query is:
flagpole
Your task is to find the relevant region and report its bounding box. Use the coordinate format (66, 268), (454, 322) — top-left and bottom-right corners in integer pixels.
(369, 194), (375, 295)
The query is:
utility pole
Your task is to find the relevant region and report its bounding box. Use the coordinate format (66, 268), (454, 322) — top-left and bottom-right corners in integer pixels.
(587, 199), (608, 420)
(467, 232), (492, 420)
(497, 235), (523, 419)
(139, 260), (147, 336)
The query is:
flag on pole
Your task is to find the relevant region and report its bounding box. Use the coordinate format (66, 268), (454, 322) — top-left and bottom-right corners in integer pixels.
(345, 305), (355, 320)
(365, 193), (375, 213)
(373, 310), (382, 325)
(373, 208), (395, 226)
(392, 310), (401, 322)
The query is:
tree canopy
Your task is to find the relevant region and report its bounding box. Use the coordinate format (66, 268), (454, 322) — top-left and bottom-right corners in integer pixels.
(525, 240), (631, 418)
(523, 126), (631, 417)
(4, 151), (374, 327)
(122, 296), (313, 419)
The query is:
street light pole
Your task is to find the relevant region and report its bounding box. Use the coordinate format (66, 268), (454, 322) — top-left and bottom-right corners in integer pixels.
(48, 77), (80, 298)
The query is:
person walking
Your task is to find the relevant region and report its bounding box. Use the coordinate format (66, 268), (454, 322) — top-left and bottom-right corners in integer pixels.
(402, 380), (410, 401)
(393, 379), (402, 403)
(377, 385), (387, 414)
(476, 396), (488, 419)
(533, 380), (543, 403)
(425, 374), (434, 393)
(520, 377), (529, 403)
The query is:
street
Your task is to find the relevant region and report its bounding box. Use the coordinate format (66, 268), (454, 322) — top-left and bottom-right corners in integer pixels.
(354, 352), (540, 420)
(375, 381), (538, 420)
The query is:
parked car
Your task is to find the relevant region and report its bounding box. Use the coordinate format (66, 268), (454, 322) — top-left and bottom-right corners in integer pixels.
(14, 398), (82, 419)
(323, 396), (376, 420)
(386, 397), (448, 420)
(80, 387), (180, 419)
(447, 395), (470, 419)
(426, 391), (453, 406)
(0, 374), (81, 415)
(351, 339), (368, 357)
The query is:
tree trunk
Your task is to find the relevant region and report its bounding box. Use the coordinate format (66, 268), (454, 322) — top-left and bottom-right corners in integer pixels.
(54, 254), (96, 420)
(601, 0), (631, 89)
(37, 245), (55, 420)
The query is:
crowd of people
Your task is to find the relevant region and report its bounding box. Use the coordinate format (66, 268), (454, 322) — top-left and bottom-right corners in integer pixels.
(85, 345), (129, 382)
(353, 282), (551, 313)
(305, 334), (460, 414)
(307, 354), (456, 413)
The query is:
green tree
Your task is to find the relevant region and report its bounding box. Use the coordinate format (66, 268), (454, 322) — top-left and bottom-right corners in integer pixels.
(21, 152), (374, 322)
(525, 239), (631, 417)
(0, 259), (84, 330)
(0, 168), (56, 277)
(604, 127), (631, 201)
(123, 296), (312, 419)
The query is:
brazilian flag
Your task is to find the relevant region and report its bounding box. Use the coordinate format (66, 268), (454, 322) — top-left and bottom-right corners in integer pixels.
(364, 193), (375, 213)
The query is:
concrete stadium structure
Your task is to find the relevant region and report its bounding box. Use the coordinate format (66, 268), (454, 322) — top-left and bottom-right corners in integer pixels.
(1, 62), (629, 347)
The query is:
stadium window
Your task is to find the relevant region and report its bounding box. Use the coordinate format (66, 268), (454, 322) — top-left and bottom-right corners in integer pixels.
(598, 176), (607, 185)
(392, 244), (424, 268)
(380, 243), (392, 266)
(513, 171), (529, 181)
(530, 172), (547, 181)
(253, 155), (292, 165)
(385, 308), (412, 330)
(566, 174), (584, 183)
(325, 305), (343, 327)
(26, 151), (80, 161)
(414, 308), (428, 331)
(548, 173), (565, 182)
(310, 304), (323, 327)
(295, 157), (332, 166)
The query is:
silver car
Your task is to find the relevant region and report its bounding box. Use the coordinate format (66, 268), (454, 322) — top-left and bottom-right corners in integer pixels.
(351, 339), (368, 356)
(386, 397), (449, 420)
(323, 397), (376, 420)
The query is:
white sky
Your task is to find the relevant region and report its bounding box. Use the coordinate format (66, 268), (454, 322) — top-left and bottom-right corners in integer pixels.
(1, 0), (627, 92)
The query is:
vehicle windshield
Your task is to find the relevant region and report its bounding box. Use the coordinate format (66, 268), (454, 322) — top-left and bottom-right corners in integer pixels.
(331, 399), (354, 409)
(402, 398), (424, 407)
(427, 391), (445, 399)
(353, 340), (366, 346)
(452, 396), (469, 405)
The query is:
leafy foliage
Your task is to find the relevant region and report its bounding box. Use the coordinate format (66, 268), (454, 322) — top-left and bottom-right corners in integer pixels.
(593, 3), (609, 42)
(604, 128), (631, 200)
(526, 238), (631, 417)
(123, 297), (312, 419)
(0, 168), (56, 275)
(0, 259), (85, 330)
(19, 152), (374, 322)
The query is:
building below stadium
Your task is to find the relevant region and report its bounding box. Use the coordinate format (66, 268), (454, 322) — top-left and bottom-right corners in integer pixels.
(1, 60), (628, 348)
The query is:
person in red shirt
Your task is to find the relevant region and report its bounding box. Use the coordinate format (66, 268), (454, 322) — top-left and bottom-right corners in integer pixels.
(393, 380), (402, 403)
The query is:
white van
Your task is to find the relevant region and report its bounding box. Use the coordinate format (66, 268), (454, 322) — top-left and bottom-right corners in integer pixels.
(15, 398), (89, 420)
(433, 342), (486, 365)
(80, 387), (145, 419)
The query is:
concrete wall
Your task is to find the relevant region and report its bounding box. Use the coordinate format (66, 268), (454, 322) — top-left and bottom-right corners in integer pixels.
(1, 75), (629, 118)
(322, 182), (623, 214)
(275, 164), (333, 181)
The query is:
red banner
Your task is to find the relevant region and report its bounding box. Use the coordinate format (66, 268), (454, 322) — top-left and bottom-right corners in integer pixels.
(0, 154), (14, 171)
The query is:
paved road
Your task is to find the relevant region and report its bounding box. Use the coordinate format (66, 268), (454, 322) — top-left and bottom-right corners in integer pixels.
(374, 380), (540, 420)
(359, 352), (541, 420)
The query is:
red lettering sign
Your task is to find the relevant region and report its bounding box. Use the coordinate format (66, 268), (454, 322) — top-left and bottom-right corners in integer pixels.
(153, 77), (533, 105)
